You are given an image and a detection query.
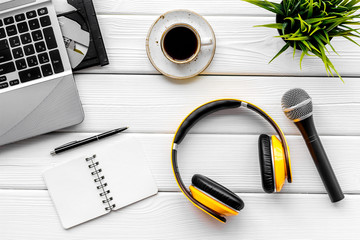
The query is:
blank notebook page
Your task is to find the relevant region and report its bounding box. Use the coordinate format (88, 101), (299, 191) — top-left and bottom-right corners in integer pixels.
(99, 138), (158, 210)
(43, 155), (108, 229)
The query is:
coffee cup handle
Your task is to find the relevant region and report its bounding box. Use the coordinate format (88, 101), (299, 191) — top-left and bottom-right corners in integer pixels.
(201, 38), (213, 47)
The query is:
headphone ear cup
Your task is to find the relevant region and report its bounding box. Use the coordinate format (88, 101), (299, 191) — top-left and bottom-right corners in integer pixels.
(258, 134), (275, 193)
(190, 174), (244, 216)
(271, 135), (286, 192)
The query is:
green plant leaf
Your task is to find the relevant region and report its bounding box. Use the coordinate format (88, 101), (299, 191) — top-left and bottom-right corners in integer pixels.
(299, 50), (306, 70)
(305, 16), (337, 24)
(282, 22), (288, 35)
(284, 17), (295, 28)
(301, 40), (311, 50)
(342, 21), (360, 25)
(343, 35), (360, 46)
(286, 36), (311, 40)
(307, 0), (314, 19)
(345, 0), (360, 8)
(264, 0), (285, 15)
(293, 41), (297, 58)
(321, 30), (339, 54)
(307, 41), (321, 53)
(254, 23), (284, 29)
(309, 26), (321, 36)
(269, 42), (290, 63)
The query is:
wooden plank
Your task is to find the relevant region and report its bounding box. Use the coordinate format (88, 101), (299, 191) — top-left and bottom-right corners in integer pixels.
(0, 190), (358, 239)
(65, 74), (360, 136)
(70, 104), (358, 136)
(0, 133), (358, 194)
(92, 0), (278, 16)
(75, 75), (358, 106)
(76, 15), (360, 76)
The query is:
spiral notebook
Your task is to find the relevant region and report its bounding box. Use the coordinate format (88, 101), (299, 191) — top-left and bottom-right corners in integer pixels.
(43, 137), (158, 229)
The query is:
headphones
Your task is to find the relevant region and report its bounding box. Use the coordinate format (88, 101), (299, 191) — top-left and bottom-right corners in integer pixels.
(171, 99), (292, 223)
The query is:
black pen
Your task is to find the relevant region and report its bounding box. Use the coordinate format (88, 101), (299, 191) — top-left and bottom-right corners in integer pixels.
(50, 127), (128, 155)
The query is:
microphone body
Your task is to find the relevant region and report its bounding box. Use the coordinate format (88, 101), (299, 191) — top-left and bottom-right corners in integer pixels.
(282, 88), (344, 203)
(295, 116), (344, 202)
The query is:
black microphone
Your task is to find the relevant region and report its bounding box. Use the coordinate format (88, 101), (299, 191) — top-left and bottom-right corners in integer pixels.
(281, 88), (344, 202)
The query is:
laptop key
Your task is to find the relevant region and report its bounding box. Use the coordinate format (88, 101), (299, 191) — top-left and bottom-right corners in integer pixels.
(29, 18), (40, 30)
(4, 17), (14, 25)
(40, 16), (51, 27)
(24, 44), (35, 56)
(20, 33), (32, 44)
(31, 30), (43, 41)
(0, 76), (6, 82)
(0, 62), (16, 75)
(27, 56), (38, 67)
(15, 14), (26, 22)
(9, 36), (20, 47)
(26, 10), (37, 19)
(0, 40), (12, 63)
(38, 7), (48, 16)
(0, 39), (9, 51)
(0, 49), (12, 63)
(6, 25), (17, 36)
(0, 82), (9, 89)
(0, 28), (5, 39)
(15, 59), (27, 70)
(17, 22), (28, 33)
(0, 20), (2, 27)
(12, 47), (24, 59)
(9, 79), (20, 86)
(41, 64), (53, 77)
(38, 52), (49, 64)
(49, 50), (64, 73)
(35, 41), (46, 53)
(43, 27), (57, 49)
(19, 67), (41, 83)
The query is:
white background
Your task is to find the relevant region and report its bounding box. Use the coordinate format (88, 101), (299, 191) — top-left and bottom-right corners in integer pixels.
(1, 0), (359, 239)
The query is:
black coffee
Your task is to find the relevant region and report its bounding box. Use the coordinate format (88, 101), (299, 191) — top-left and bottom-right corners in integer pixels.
(163, 26), (198, 61)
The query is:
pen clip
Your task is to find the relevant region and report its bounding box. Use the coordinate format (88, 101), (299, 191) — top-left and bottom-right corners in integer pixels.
(58, 140), (78, 148)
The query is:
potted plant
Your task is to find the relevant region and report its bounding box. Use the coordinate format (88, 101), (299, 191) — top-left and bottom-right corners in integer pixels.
(242, 0), (360, 81)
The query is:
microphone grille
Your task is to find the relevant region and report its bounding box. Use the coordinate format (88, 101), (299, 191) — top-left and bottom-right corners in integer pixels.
(281, 88), (313, 122)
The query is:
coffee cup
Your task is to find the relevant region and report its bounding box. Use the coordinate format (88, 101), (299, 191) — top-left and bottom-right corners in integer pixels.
(160, 23), (213, 64)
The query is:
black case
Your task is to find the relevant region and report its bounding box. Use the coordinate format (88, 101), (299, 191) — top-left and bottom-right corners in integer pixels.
(58, 0), (109, 71)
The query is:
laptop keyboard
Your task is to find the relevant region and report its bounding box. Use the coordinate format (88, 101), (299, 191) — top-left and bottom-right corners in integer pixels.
(0, 7), (64, 89)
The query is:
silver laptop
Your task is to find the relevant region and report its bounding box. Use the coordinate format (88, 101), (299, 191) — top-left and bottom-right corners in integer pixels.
(0, 0), (84, 146)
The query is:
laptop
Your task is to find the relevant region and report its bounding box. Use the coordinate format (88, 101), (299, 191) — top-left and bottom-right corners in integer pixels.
(0, 0), (84, 146)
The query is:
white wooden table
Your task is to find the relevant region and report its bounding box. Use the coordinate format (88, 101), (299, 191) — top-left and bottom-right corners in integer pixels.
(1, 0), (360, 239)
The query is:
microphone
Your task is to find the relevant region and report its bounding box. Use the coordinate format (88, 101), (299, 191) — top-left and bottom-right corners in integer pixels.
(281, 88), (344, 202)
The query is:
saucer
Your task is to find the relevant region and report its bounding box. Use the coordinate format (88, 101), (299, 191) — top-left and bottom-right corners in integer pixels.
(146, 10), (216, 79)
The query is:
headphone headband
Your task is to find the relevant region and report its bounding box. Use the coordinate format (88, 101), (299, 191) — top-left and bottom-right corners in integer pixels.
(171, 99), (292, 222)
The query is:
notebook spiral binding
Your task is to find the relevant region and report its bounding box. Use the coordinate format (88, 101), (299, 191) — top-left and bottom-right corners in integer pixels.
(86, 154), (116, 211)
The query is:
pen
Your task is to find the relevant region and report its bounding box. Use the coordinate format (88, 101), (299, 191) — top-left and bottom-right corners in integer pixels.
(50, 127), (128, 155)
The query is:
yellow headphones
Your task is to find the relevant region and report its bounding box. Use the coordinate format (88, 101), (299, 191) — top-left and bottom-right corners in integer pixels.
(171, 99), (292, 223)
